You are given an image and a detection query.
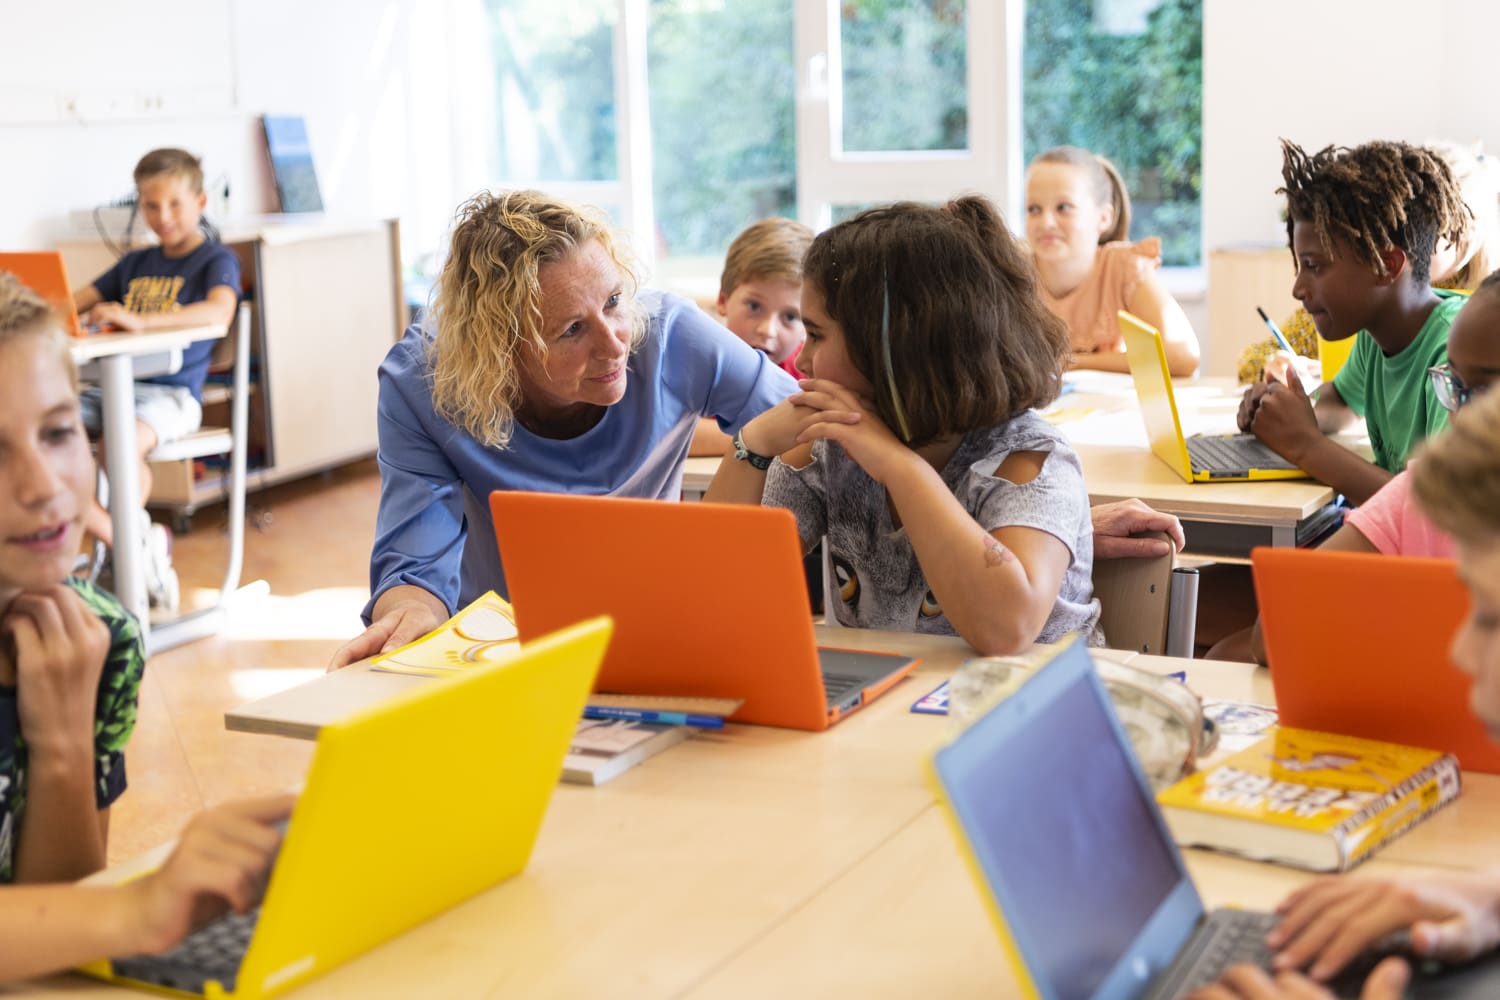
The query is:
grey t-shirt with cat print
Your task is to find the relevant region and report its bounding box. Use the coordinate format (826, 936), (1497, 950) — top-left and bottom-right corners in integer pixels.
(763, 411), (1102, 645)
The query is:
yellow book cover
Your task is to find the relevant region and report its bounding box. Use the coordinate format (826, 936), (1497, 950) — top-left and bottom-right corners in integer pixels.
(370, 591), (519, 676)
(1157, 727), (1461, 872)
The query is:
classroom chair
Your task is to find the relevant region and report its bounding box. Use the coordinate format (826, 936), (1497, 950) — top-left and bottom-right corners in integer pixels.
(1092, 531), (1199, 657)
(141, 302), (252, 650)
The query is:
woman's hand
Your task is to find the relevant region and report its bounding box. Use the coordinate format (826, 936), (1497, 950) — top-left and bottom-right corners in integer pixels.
(1266, 872), (1500, 981)
(2, 585), (110, 757)
(789, 378), (912, 484)
(128, 795), (296, 955)
(330, 586), (447, 670)
(1188, 959), (1409, 1000)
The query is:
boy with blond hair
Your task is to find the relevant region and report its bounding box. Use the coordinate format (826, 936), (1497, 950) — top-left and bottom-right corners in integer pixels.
(72, 148), (241, 612)
(717, 216), (813, 377)
(691, 217), (813, 456)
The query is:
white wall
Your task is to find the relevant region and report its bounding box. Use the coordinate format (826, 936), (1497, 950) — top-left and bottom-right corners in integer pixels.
(0, 0), (493, 269)
(1204, 0), (1500, 253)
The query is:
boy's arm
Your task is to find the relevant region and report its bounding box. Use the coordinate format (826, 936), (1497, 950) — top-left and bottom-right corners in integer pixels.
(0, 794), (293, 983)
(3, 586), (114, 883)
(72, 284), (102, 314)
(84, 285), (238, 333)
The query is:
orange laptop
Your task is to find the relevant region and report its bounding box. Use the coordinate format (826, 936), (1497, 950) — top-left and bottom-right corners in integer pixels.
(1253, 547), (1500, 773)
(489, 492), (920, 731)
(0, 250), (96, 337)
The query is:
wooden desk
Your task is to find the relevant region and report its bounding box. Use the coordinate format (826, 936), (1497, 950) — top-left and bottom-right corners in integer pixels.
(1058, 373), (1354, 557)
(18, 631), (1494, 999)
(69, 325), (226, 636)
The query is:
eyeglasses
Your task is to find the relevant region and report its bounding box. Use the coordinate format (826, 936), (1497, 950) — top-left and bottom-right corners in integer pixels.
(1428, 363), (1487, 413)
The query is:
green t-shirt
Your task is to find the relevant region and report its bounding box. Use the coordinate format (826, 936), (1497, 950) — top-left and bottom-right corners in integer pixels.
(1330, 290), (1463, 473)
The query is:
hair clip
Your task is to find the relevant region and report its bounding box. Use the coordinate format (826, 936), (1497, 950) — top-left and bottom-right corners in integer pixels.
(881, 275), (913, 443)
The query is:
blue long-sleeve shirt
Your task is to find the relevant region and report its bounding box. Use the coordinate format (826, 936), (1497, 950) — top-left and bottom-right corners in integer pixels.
(364, 290), (797, 620)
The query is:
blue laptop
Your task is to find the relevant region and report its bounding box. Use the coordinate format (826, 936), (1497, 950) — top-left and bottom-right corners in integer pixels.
(927, 636), (1500, 999)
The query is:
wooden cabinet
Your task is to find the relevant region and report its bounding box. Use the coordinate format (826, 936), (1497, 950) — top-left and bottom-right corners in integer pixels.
(59, 219), (404, 519)
(1205, 245), (1299, 378)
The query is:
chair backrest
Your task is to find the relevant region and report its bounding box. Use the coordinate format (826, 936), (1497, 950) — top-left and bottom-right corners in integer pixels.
(1093, 531), (1174, 655)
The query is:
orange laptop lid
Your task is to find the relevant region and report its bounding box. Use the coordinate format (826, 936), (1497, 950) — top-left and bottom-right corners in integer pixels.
(1253, 547), (1500, 773)
(0, 251), (86, 337)
(489, 491), (916, 731)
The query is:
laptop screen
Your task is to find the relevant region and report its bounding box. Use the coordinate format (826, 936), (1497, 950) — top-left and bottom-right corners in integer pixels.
(935, 645), (1186, 1000)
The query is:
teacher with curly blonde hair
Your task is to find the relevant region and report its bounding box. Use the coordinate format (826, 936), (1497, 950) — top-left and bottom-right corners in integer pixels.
(333, 190), (796, 667)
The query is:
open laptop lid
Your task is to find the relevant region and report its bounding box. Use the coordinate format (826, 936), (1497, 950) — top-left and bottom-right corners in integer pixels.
(0, 251), (85, 337)
(1254, 547), (1500, 773)
(1118, 311), (1195, 483)
(225, 616), (611, 998)
(492, 491), (876, 731)
(928, 636), (1203, 1000)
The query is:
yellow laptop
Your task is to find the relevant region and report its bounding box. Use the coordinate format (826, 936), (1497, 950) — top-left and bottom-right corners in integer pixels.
(82, 616), (613, 999)
(1118, 311), (1306, 482)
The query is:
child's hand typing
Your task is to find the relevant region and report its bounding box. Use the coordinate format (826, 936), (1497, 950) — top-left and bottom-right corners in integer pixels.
(1266, 871), (1500, 981)
(80, 302), (144, 333)
(1, 584), (110, 758)
(791, 378), (911, 484)
(128, 794), (296, 956)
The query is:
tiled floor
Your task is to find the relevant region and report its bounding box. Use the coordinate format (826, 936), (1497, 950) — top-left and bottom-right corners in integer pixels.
(108, 460), (382, 860)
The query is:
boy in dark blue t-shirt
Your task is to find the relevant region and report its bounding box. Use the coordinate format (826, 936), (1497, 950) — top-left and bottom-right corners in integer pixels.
(72, 148), (240, 611)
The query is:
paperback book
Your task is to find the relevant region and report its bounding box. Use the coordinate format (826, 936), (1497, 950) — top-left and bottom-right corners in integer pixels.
(564, 720), (689, 786)
(1157, 727), (1461, 871)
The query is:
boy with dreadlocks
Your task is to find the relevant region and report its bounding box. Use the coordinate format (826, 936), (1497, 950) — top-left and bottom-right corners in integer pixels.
(1238, 139), (1471, 506)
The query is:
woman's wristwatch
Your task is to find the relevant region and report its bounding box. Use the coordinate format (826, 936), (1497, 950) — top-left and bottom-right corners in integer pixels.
(732, 428), (773, 470)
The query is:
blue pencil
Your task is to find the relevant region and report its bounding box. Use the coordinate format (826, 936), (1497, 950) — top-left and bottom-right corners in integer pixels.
(1256, 306), (1296, 356)
(583, 705), (725, 729)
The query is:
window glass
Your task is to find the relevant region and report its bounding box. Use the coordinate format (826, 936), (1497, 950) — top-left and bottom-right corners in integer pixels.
(648, 0), (798, 257)
(1023, 0), (1202, 265)
(489, 1), (619, 183)
(840, 0), (968, 154)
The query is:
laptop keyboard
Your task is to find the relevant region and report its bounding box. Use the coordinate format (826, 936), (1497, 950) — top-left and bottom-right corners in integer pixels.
(111, 907), (258, 995)
(822, 671), (865, 708)
(1187, 435), (1299, 476)
(1155, 909), (1280, 998)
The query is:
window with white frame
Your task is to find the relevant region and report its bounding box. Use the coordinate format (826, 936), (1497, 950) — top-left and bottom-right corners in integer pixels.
(484, 0), (1197, 271)
(1023, 0), (1203, 265)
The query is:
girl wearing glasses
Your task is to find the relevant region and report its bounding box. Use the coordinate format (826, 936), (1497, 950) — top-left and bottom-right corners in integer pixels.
(706, 197), (1100, 656)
